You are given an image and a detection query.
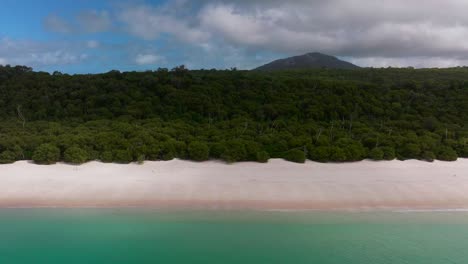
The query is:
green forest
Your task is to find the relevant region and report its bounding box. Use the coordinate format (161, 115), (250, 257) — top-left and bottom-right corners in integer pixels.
(0, 65), (467, 164)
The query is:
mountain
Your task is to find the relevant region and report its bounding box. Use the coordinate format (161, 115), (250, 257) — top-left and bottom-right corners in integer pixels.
(254, 52), (360, 71)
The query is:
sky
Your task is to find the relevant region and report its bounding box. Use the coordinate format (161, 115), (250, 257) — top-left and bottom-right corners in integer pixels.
(2, 0), (468, 73)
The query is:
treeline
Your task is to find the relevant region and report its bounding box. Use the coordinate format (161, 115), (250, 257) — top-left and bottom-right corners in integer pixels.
(0, 65), (467, 164)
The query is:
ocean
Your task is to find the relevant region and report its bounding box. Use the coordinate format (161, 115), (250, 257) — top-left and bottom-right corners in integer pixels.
(0, 209), (467, 263)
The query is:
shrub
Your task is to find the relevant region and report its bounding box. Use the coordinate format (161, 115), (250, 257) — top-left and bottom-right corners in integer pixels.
(64, 146), (88, 164)
(421, 151), (436, 162)
(100, 151), (113, 163)
(114, 149), (133, 164)
(369, 148), (384, 160)
(244, 141), (261, 161)
(160, 141), (176, 160)
(256, 151), (270, 163)
(381, 146), (396, 160)
(221, 140), (246, 163)
(284, 149), (306, 163)
(137, 154), (145, 164)
(173, 140), (187, 159)
(461, 144), (468, 158)
(87, 149), (100, 161)
(0, 150), (16, 164)
(437, 146), (458, 161)
(399, 143), (421, 159)
(335, 138), (367, 161)
(32, 143), (60, 164)
(146, 143), (161, 161)
(209, 143), (225, 159)
(309, 146), (330, 162)
(329, 146), (347, 162)
(9, 145), (24, 160)
(188, 141), (210, 161)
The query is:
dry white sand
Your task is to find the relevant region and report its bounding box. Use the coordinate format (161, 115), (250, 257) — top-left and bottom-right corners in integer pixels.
(0, 159), (467, 210)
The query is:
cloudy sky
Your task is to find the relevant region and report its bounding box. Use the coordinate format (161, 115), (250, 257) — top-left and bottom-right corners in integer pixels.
(2, 0), (468, 73)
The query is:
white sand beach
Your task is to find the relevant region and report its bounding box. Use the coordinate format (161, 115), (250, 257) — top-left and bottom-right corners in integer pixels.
(0, 159), (467, 210)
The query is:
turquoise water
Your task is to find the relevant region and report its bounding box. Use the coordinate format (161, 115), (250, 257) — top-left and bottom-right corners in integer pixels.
(1, 209), (468, 264)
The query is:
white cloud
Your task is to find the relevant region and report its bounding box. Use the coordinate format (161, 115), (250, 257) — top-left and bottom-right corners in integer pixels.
(117, 0), (468, 68)
(26, 51), (88, 65)
(77, 10), (112, 33)
(135, 54), (165, 65)
(349, 56), (468, 68)
(87, 40), (100, 48)
(31, 0), (468, 69)
(199, 5), (269, 46)
(0, 38), (88, 67)
(0, 57), (7, 65)
(119, 5), (210, 44)
(43, 14), (73, 33)
(197, 2), (468, 58)
(44, 10), (112, 34)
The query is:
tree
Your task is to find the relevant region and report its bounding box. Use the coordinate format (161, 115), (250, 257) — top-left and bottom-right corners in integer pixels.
(32, 143), (60, 164)
(0, 66), (467, 164)
(188, 141), (209, 161)
(64, 146), (88, 164)
(17, 105), (26, 128)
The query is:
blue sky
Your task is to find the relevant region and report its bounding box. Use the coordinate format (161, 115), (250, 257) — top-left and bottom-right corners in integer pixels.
(2, 0), (468, 73)
(0, 0), (283, 73)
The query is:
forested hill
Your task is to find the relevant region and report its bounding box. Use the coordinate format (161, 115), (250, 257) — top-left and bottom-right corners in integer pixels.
(0, 65), (467, 164)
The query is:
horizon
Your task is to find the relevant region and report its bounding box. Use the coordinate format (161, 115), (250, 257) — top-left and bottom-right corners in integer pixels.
(3, 1), (468, 73)
(7, 63), (468, 76)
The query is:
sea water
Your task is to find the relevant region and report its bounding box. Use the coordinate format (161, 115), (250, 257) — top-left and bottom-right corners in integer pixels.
(0, 209), (467, 264)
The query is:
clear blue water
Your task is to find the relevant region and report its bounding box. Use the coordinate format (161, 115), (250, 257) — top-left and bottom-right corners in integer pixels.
(1, 209), (467, 263)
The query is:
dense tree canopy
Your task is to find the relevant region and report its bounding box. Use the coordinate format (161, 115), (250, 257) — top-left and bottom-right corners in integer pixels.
(0, 65), (466, 164)
(64, 146), (89, 164)
(188, 141), (210, 161)
(32, 143), (60, 164)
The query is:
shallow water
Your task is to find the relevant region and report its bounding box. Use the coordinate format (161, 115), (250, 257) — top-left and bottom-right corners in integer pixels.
(0, 209), (467, 263)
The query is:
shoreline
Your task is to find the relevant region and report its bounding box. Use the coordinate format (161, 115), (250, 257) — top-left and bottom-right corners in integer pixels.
(1, 159), (467, 211)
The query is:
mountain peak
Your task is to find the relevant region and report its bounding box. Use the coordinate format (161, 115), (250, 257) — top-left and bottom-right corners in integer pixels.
(254, 52), (360, 71)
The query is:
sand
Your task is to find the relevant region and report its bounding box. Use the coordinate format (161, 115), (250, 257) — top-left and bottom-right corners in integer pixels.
(0, 159), (467, 210)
